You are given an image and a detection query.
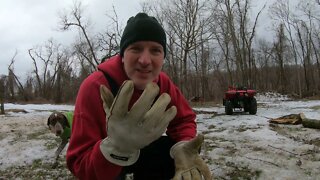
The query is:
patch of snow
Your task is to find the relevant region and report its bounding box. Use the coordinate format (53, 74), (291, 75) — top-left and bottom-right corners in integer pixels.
(4, 103), (74, 113)
(0, 93), (319, 178)
(256, 92), (290, 102)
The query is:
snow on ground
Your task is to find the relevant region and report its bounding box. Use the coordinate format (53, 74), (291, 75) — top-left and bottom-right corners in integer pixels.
(4, 103), (74, 113)
(0, 93), (320, 179)
(195, 94), (320, 179)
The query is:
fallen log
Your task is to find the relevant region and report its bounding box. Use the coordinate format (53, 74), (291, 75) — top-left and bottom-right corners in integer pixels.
(193, 109), (217, 115)
(300, 113), (320, 129)
(269, 113), (302, 125)
(269, 113), (320, 129)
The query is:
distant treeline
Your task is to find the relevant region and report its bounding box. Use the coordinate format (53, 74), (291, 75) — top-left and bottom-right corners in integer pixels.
(1, 0), (320, 104)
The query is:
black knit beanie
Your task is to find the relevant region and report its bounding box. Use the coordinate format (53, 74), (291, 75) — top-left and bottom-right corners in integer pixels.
(120, 12), (167, 57)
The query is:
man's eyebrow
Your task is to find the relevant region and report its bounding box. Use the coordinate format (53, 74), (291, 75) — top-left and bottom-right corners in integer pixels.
(151, 44), (163, 48)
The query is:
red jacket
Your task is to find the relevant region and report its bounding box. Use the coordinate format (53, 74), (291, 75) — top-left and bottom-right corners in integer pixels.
(66, 55), (196, 180)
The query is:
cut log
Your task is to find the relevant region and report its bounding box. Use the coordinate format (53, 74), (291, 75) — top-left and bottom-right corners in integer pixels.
(269, 113), (302, 125)
(193, 109), (217, 115)
(269, 113), (320, 129)
(300, 113), (320, 129)
(301, 118), (320, 129)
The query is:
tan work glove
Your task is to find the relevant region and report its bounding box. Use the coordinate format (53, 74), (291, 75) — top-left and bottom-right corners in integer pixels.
(100, 80), (177, 166)
(170, 134), (213, 180)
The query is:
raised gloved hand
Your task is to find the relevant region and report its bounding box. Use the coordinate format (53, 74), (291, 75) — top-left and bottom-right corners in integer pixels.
(99, 80), (177, 166)
(170, 134), (213, 180)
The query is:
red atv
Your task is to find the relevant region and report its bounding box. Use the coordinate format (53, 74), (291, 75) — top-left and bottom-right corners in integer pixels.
(223, 86), (257, 115)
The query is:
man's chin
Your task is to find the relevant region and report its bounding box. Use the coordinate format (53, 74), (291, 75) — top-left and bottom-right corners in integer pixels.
(133, 80), (151, 90)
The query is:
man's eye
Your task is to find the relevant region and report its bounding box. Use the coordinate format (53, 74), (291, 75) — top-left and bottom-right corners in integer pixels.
(129, 46), (141, 51)
(151, 48), (162, 54)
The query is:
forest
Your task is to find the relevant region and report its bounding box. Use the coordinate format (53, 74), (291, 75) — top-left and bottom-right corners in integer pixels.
(1, 0), (320, 107)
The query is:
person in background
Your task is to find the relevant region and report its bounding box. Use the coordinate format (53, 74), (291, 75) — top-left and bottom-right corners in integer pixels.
(66, 12), (212, 180)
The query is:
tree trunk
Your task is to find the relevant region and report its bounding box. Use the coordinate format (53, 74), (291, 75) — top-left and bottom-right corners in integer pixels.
(299, 113), (320, 129)
(0, 104), (4, 114)
(0, 78), (5, 114)
(302, 119), (320, 129)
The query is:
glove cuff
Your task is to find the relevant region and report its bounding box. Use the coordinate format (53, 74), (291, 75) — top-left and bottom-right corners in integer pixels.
(170, 141), (187, 158)
(100, 137), (140, 166)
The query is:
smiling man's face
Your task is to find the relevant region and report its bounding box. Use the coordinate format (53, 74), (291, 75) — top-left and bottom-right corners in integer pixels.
(122, 41), (165, 90)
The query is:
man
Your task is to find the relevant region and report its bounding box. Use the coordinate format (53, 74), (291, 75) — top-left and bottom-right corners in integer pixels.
(66, 12), (212, 180)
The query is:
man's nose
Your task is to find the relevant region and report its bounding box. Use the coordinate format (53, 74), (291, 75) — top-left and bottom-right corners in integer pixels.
(138, 50), (152, 66)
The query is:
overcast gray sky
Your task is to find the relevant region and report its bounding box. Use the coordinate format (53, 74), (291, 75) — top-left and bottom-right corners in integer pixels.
(1, 0), (303, 80)
(0, 0), (141, 78)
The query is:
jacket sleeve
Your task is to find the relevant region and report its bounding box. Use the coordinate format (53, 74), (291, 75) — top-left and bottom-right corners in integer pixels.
(66, 71), (123, 180)
(160, 73), (197, 142)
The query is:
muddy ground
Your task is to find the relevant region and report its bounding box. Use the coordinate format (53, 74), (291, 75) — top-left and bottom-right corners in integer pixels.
(0, 99), (320, 179)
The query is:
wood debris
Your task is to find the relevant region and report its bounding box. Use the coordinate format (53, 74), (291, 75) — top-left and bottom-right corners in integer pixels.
(269, 113), (320, 129)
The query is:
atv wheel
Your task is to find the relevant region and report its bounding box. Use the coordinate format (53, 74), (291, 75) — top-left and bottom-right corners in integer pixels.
(225, 100), (233, 115)
(244, 103), (249, 112)
(248, 98), (257, 115)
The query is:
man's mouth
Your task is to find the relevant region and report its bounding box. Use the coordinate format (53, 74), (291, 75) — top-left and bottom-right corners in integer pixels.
(137, 69), (151, 74)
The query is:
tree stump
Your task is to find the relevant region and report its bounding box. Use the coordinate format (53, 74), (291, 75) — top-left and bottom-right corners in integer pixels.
(300, 113), (320, 129)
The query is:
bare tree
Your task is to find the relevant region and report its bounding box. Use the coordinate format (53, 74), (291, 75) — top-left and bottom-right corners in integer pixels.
(145, 0), (214, 97)
(0, 75), (5, 114)
(255, 38), (275, 91)
(97, 6), (123, 62)
(238, 0), (265, 88)
(295, 21), (314, 94)
(7, 50), (18, 101)
(59, 1), (99, 71)
(28, 39), (65, 100)
(298, 1), (320, 94)
(269, 0), (302, 96)
(8, 0), (319, 103)
(7, 50), (29, 101)
(51, 47), (74, 103)
(212, 2), (234, 85)
(311, 31), (320, 92)
(216, 0), (264, 87)
(273, 23), (288, 94)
